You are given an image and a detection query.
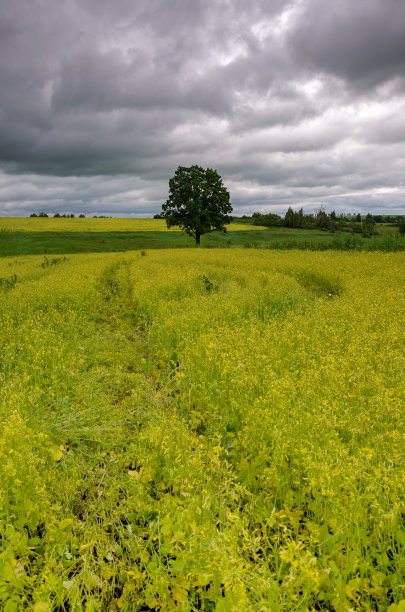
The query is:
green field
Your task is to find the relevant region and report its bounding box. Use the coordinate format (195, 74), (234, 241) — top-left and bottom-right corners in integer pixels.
(1, 218), (403, 256)
(0, 240), (404, 611)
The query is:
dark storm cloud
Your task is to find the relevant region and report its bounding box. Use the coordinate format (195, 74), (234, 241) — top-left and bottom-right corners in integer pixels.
(288, 0), (405, 90)
(0, 0), (404, 215)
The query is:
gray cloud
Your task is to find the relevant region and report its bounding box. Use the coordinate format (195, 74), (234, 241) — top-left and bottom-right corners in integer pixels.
(0, 0), (404, 216)
(288, 0), (405, 90)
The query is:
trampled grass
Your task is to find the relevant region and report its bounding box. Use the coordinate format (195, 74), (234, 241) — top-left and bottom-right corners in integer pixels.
(0, 249), (404, 611)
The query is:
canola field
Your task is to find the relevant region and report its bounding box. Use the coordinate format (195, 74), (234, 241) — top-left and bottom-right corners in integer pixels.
(0, 218), (257, 233)
(0, 249), (404, 611)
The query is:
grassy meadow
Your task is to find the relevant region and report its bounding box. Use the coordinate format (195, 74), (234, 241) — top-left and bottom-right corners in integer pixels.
(0, 241), (404, 611)
(1, 218), (403, 256)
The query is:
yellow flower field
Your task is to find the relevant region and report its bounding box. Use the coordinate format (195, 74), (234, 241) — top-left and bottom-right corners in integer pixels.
(0, 249), (404, 611)
(0, 217), (257, 233)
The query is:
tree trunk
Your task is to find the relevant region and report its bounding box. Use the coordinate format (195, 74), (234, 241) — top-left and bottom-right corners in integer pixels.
(195, 234), (201, 245)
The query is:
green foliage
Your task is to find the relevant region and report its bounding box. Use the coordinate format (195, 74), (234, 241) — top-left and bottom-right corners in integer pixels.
(362, 213), (376, 237)
(314, 207), (337, 232)
(0, 274), (17, 290)
(161, 165), (232, 244)
(40, 256), (67, 268)
(200, 274), (218, 292)
(284, 206), (304, 228)
(251, 212), (283, 227)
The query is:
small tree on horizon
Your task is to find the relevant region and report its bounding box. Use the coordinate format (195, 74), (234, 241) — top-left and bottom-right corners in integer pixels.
(161, 165), (232, 244)
(362, 213), (376, 237)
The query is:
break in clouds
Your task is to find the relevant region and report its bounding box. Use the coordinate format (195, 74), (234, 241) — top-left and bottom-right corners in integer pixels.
(1, 0), (405, 216)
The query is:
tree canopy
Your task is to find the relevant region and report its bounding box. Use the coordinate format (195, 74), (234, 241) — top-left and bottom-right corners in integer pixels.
(161, 165), (232, 244)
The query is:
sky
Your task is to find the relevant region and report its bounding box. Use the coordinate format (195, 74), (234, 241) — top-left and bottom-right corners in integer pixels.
(1, 0), (405, 217)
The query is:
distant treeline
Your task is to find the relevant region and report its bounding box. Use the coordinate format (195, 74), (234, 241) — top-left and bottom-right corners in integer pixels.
(232, 208), (405, 236)
(29, 213), (112, 218)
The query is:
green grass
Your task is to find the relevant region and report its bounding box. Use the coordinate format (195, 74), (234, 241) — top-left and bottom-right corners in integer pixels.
(0, 228), (331, 256)
(1, 225), (403, 257)
(0, 231), (190, 256)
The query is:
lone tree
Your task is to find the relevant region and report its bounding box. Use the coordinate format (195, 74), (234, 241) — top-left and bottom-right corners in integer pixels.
(161, 165), (232, 244)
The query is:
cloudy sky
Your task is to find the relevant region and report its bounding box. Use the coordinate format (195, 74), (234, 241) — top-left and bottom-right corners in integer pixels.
(1, 0), (405, 217)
